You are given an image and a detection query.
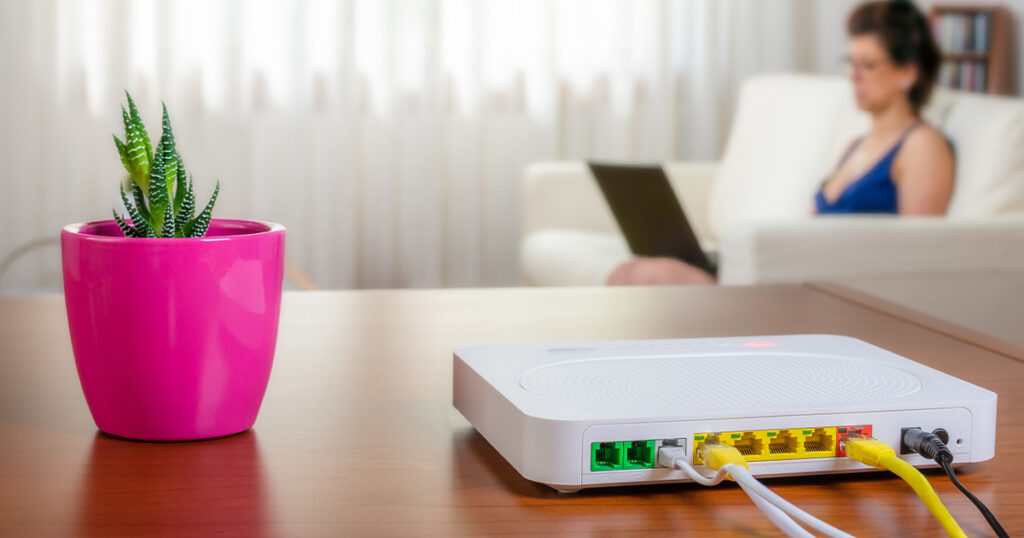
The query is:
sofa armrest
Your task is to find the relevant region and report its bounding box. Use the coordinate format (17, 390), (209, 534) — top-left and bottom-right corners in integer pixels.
(717, 216), (1024, 285)
(522, 161), (720, 244)
(520, 229), (631, 286)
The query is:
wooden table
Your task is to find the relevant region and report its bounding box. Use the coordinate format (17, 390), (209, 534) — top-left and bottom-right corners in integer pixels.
(824, 275), (1024, 357)
(1, 284), (1022, 537)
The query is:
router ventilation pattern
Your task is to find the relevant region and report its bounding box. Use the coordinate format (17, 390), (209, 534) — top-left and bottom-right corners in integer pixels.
(517, 352), (922, 411)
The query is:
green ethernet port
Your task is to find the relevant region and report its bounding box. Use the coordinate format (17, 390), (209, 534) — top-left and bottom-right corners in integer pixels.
(591, 442), (623, 471)
(767, 430), (799, 456)
(624, 440), (656, 469)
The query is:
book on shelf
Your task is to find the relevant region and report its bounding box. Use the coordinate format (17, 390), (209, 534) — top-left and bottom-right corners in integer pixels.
(931, 8), (1004, 93)
(930, 5), (1014, 95)
(940, 60), (989, 93)
(974, 12), (989, 53)
(933, 11), (990, 54)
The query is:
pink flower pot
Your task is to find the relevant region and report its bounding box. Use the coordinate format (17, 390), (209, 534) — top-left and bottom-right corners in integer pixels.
(61, 219), (286, 441)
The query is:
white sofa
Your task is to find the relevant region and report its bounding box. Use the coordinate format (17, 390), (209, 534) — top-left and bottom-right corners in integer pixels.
(520, 74), (1024, 286)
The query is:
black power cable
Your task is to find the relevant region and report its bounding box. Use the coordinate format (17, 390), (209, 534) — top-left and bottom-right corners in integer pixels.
(902, 428), (1008, 538)
(936, 454), (1008, 538)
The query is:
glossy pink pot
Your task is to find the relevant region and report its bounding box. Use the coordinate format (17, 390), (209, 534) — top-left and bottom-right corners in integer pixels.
(61, 219), (286, 441)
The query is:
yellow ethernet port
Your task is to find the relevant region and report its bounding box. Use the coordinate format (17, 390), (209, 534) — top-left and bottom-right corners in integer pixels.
(800, 427), (837, 458)
(694, 426), (840, 464)
(694, 431), (770, 463)
(732, 432), (761, 456)
(767, 430), (799, 457)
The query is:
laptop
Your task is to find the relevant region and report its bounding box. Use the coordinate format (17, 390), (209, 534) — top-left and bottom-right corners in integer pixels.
(588, 162), (716, 275)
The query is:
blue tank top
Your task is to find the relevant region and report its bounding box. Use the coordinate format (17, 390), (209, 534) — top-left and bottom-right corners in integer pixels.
(815, 122), (922, 214)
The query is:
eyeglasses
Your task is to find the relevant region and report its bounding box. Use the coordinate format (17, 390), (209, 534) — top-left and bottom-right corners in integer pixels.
(842, 55), (892, 74)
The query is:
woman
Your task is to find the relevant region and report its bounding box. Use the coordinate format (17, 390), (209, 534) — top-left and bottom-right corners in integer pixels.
(607, 0), (954, 286)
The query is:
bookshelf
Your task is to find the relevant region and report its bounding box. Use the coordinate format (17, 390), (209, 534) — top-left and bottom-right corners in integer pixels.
(929, 5), (1015, 95)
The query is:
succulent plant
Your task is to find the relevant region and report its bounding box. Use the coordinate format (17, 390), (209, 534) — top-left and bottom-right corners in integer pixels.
(111, 92), (219, 238)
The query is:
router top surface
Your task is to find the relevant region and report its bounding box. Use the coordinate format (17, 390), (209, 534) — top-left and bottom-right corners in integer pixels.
(454, 334), (995, 422)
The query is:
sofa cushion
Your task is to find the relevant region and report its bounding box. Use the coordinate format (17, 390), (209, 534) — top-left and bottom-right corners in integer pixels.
(707, 75), (868, 240)
(941, 93), (1024, 216)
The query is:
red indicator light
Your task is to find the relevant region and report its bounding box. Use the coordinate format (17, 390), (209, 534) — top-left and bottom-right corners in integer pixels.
(742, 341), (778, 347)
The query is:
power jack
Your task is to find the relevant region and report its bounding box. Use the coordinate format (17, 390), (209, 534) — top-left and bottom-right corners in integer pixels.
(900, 427), (950, 454)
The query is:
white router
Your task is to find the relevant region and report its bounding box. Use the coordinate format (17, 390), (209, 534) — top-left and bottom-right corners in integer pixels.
(453, 334), (997, 492)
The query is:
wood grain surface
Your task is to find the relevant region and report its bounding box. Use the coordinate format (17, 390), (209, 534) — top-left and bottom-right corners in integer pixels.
(1, 285), (1021, 537)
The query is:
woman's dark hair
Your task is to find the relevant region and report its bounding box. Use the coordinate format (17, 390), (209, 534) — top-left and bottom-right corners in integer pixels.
(848, 0), (941, 113)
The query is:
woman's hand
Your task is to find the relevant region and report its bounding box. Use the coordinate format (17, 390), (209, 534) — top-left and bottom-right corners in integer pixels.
(606, 257), (716, 286)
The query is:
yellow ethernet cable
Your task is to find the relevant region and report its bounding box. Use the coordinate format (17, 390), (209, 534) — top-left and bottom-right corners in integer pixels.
(842, 434), (966, 538)
(699, 442), (748, 480)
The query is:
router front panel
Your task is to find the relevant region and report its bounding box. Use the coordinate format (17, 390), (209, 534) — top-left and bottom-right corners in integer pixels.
(453, 334), (998, 492)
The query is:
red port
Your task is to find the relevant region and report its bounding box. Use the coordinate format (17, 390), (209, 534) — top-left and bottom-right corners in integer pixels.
(835, 425), (873, 456)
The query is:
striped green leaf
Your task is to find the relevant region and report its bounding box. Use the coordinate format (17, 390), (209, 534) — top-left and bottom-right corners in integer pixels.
(123, 93), (152, 191)
(112, 209), (138, 238)
(125, 93), (152, 157)
(120, 185), (155, 237)
(175, 176), (196, 234)
(120, 108), (147, 191)
(131, 182), (151, 223)
(113, 135), (131, 171)
(148, 139), (168, 231)
(160, 201), (175, 238)
(185, 180), (219, 238)
(159, 103), (178, 202)
(172, 155), (188, 218)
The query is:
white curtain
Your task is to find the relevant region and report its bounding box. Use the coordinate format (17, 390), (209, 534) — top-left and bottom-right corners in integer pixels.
(0, 0), (812, 291)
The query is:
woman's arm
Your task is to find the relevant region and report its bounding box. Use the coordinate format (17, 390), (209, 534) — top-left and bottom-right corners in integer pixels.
(893, 127), (955, 215)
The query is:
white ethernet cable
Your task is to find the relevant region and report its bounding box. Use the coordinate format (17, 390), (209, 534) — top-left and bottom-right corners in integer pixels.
(745, 484), (815, 538)
(727, 464), (854, 538)
(656, 446), (811, 537)
(658, 445), (854, 538)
